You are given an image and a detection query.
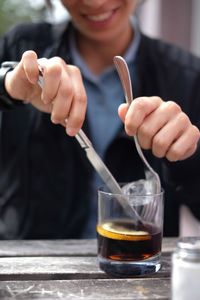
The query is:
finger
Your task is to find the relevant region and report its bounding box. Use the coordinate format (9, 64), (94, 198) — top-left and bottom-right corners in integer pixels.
(21, 50), (39, 84)
(150, 112), (189, 158)
(5, 51), (40, 102)
(176, 145), (198, 161)
(50, 64), (87, 135)
(137, 101), (182, 149)
(124, 96), (163, 136)
(50, 70), (74, 125)
(38, 57), (62, 104)
(65, 66), (87, 136)
(166, 125), (200, 161)
(118, 103), (129, 122)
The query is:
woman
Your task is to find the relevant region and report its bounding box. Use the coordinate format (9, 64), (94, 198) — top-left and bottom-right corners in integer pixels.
(0, 0), (199, 238)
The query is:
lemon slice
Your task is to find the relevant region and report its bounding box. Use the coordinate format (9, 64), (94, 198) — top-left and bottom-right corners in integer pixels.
(97, 221), (151, 241)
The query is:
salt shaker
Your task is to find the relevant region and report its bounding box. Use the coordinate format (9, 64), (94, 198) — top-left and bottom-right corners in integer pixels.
(171, 237), (200, 300)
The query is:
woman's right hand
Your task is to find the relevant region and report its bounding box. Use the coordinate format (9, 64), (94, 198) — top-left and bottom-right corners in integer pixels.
(5, 50), (87, 136)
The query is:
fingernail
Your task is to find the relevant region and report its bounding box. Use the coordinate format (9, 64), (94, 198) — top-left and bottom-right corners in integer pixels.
(51, 114), (59, 124)
(66, 127), (77, 136)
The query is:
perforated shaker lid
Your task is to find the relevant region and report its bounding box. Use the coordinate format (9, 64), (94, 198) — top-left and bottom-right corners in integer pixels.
(177, 237), (200, 261)
(178, 237), (200, 251)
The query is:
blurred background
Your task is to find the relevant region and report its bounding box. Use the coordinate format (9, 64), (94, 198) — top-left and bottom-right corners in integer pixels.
(138, 0), (200, 57)
(0, 0), (199, 56)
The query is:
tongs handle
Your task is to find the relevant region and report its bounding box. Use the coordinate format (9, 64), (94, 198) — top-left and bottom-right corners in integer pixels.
(37, 64), (144, 222)
(114, 56), (161, 194)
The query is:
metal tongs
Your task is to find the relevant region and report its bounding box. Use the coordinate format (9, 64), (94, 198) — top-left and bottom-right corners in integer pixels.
(113, 56), (161, 194)
(37, 68), (141, 220)
(38, 74), (122, 194)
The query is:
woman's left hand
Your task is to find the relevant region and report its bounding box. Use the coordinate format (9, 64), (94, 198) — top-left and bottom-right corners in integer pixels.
(118, 96), (200, 161)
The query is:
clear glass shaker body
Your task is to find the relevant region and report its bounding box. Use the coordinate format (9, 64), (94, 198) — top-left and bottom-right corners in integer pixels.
(171, 237), (200, 300)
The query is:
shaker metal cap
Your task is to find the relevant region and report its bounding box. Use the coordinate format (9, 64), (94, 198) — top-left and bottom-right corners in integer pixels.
(177, 237), (200, 261)
(178, 237), (200, 252)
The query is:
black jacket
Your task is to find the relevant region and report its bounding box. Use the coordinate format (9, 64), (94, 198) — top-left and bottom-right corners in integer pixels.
(0, 21), (200, 238)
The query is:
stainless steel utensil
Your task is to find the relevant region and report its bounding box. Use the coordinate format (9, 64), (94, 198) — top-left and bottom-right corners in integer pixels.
(37, 70), (142, 220)
(114, 56), (161, 194)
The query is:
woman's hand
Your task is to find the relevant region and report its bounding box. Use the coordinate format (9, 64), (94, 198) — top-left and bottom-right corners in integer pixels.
(118, 96), (200, 161)
(5, 50), (87, 136)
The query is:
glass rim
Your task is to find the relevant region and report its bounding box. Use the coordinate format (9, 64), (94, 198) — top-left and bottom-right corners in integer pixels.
(98, 185), (164, 198)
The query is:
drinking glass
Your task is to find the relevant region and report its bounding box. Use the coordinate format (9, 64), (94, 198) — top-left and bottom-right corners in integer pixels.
(97, 183), (164, 277)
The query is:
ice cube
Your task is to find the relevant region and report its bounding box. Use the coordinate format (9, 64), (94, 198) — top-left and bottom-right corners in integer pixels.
(121, 179), (156, 206)
(122, 179), (154, 196)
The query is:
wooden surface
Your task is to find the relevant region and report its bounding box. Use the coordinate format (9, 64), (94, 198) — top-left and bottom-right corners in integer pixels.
(0, 238), (176, 299)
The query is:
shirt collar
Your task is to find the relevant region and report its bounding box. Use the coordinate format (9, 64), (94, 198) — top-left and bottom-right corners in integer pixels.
(69, 16), (141, 82)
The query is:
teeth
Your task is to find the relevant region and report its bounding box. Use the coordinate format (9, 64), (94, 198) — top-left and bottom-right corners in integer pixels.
(87, 11), (112, 21)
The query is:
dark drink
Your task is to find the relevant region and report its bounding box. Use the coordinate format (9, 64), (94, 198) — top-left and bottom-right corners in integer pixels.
(97, 219), (162, 262)
(97, 188), (163, 276)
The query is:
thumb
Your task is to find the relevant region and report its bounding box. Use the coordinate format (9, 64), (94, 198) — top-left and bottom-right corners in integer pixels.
(118, 103), (129, 122)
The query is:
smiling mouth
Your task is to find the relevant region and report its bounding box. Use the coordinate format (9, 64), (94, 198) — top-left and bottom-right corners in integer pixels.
(85, 8), (118, 22)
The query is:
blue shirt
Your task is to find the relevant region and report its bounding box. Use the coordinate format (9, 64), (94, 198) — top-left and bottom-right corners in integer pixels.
(69, 17), (141, 237)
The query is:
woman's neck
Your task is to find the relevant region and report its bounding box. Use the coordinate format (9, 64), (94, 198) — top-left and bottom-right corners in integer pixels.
(75, 27), (134, 75)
